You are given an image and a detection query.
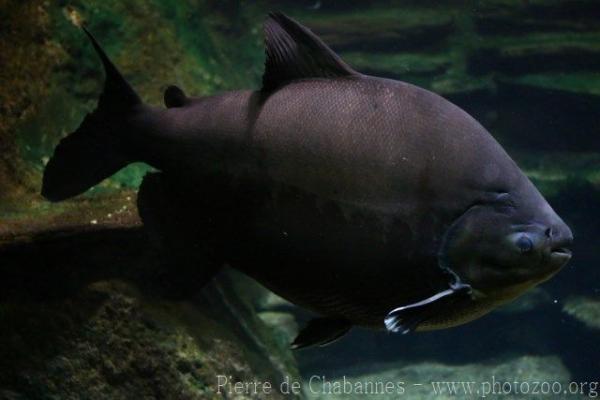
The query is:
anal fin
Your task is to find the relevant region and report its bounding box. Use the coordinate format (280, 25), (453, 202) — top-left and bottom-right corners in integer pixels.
(291, 317), (351, 349)
(137, 172), (223, 298)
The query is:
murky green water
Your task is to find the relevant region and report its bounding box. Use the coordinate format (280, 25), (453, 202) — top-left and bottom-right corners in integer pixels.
(1, 1), (599, 399)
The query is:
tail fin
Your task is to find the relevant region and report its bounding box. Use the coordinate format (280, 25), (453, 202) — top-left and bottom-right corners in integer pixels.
(41, 27), (142, 202)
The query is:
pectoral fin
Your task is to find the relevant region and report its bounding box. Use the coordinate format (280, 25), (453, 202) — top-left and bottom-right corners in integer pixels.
(291, 317), (352, 349)
(384, 270), (472, 334)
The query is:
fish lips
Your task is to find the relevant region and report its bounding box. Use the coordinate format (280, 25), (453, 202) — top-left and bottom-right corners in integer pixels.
(550, 247), (572, 265)
(548, 236), (573, 268)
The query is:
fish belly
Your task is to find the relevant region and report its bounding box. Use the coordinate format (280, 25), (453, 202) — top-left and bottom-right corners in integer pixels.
(220, 180), (448, 328)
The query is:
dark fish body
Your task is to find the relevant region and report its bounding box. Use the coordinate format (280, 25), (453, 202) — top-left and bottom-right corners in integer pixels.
(42, 14), (573, 347)
(134, 77), (537, 326)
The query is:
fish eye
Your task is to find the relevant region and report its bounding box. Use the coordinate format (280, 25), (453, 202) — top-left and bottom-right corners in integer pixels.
(516, 235), (534, 254)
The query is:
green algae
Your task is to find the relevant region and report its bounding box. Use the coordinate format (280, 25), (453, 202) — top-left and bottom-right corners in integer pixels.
(514, 72), (600, 95)
(5, 0), (600, 200)
(342, 52), (450, 76)
(512, 151), (600, 196)
(296, 7), (454, 28)
(7, 0), (271, 199)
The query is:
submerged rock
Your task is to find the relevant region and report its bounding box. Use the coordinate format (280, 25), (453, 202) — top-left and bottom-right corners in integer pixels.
(0, 275), (301, 399)
(258, 311), (299, 349)
(305, 356), (580, 399)
(305, 11), (455, 53)
(0, 193), (301, 399)
(563, 296), (600, 330)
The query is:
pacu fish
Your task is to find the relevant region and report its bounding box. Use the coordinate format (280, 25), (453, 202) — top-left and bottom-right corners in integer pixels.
(42, 13), (573, 348)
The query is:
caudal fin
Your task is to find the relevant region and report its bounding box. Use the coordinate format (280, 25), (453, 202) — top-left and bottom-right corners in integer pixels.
(41, 27), (142, 202)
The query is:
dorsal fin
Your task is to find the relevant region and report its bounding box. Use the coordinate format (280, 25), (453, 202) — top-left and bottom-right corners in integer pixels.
(262, 12), (358, 92)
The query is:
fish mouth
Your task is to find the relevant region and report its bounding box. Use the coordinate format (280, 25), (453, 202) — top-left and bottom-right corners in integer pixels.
(551, 247), (572, 259)
(547, 229), (573, 268)
(549, 239), (572, 265)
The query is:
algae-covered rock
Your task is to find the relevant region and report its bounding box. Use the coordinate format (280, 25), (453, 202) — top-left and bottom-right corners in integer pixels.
(563, 296), (600, 330)
(0, 264), (301, 399)
(0, 187), (301, 398)
(0, 0), (266, 206)
(301, 9), (455, 53)
(0, 277), (300, 399)
(3, 0), (600, 200)
(0, 1), (63, 202)
(305, 356), (580, 399)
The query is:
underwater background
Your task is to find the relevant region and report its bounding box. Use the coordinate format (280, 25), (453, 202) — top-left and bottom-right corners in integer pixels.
(0, 0), (599, 398)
